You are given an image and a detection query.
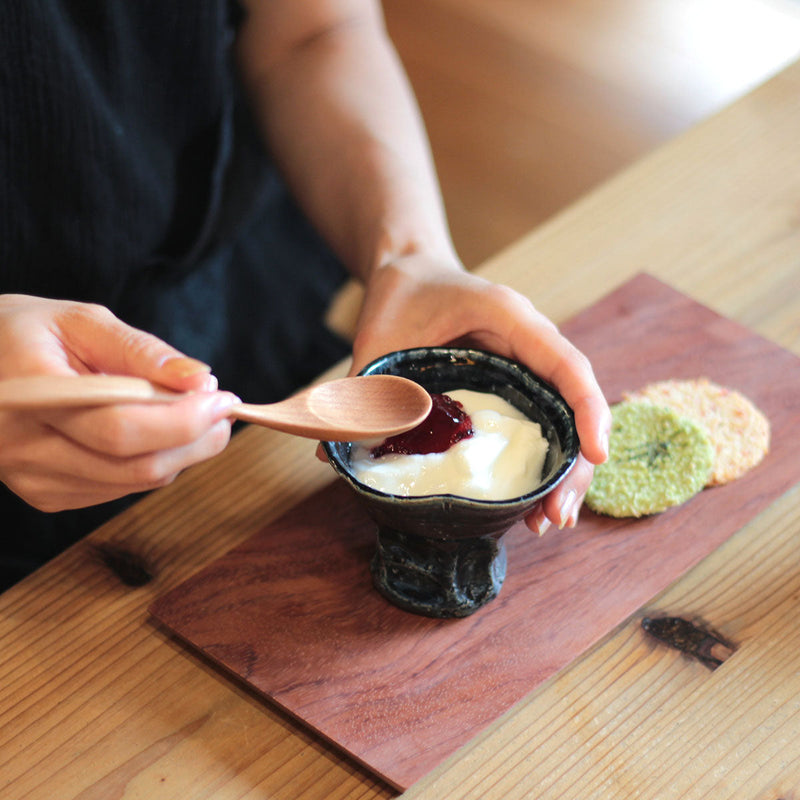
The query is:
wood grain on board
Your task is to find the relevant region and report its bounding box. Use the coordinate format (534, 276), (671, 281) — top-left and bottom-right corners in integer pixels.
(150, 273), (800, 792)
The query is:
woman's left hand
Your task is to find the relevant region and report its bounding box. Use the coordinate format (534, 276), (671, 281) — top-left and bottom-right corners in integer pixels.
(349, 255), (611, 535)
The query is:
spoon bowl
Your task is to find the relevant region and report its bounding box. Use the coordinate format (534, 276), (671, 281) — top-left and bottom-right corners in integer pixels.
(0, 374), (433, 441)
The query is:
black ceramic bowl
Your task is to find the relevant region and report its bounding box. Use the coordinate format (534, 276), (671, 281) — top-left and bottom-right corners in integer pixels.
(323, 347), (579, 617)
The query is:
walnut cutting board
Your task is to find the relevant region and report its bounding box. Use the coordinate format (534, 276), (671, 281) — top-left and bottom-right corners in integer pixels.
(150, 274), (800, 792)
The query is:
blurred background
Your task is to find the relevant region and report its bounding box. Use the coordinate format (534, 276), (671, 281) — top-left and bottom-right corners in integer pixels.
(381, 0), (800, 268)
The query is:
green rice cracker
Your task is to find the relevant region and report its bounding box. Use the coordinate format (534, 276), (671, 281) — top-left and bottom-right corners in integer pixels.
(586, 401), (714, 518)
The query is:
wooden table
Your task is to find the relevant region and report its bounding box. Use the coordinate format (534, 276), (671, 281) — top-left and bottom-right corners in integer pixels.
(3, 60), (800, 800)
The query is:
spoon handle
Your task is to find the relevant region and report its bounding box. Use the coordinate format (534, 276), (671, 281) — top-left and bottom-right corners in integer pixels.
(0, 375), (183, 409)
(228, 401), (339, 440)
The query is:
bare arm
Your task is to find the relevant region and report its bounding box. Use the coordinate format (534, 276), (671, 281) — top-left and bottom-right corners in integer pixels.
(236, 0), (457, 279)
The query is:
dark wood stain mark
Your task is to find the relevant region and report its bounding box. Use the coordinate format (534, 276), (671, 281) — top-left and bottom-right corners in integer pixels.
(641, 615), (736, 670)
(91, 543), (155, 587)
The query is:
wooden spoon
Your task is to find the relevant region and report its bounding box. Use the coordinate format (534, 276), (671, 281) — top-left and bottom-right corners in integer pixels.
(0, 374), (432, 441)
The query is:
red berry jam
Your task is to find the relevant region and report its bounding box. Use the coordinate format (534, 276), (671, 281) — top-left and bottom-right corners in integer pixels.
(370, 392), (474, 457)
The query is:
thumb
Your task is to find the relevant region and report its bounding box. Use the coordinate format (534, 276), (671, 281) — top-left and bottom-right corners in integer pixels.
(61, 304), (217, 392)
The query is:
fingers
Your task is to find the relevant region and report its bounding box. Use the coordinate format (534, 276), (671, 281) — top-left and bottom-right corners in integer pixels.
(55, 301), (217, 392)
(0, 414), (234, 513)
(525, 453), (595, 535)
(464, 285), (612, 467)
(0, 391), (238, 512)
(45, 392), (240, 456)
(486, 291), (609, 467)
(569, 392), (612, 465)
(0, 294), (217, 392)
(4, 420), (233, 512)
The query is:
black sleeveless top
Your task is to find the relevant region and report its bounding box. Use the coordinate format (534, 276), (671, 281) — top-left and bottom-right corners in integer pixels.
(0, 0), (349, 588)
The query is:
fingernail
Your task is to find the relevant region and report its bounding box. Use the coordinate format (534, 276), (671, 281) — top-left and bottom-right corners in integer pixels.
(566, 504), (580, 529)
(200, 372), (219, 392)
(529, 506), (550, 536)
(600, 429), (610, 461)
(161, 356), (213, 380)
(558, 490), (577, 529)
(210, 391), (241, 419)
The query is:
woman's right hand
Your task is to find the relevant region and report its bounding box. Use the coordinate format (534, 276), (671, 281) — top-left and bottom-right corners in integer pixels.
(0, 294), (240, 512)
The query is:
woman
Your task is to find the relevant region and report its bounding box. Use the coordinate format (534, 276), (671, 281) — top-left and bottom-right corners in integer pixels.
(0, 0), (610, 589)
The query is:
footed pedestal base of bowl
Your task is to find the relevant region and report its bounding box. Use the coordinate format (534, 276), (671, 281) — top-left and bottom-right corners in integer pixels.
(371, 527), (508, 618)
(323, 347), (579, 621)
